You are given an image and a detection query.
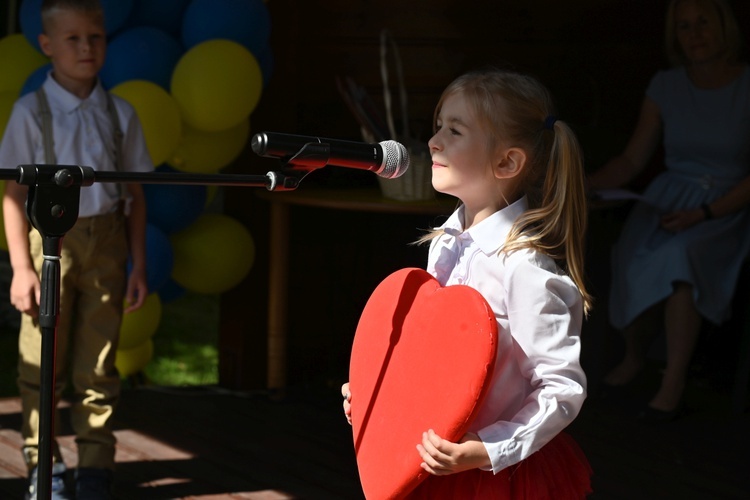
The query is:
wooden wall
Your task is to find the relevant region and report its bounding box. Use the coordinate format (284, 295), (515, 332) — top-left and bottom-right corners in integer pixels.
(219, 0), (750, 390)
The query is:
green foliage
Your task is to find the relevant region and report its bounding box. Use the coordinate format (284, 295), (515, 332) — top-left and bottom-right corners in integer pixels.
(142, 291), (220, 386)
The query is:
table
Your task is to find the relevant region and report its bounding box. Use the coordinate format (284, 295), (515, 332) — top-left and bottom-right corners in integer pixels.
(255, 187), (456, 391)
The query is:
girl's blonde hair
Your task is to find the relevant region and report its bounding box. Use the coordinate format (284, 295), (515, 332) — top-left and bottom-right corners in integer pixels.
(427, 69), (592, 313)
(664, 0), (744, 67)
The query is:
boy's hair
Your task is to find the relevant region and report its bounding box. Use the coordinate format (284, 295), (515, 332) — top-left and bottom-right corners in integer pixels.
(431, 68), (592, 313)
(41, 0), (104, 33)
(664, 0), (744, 66)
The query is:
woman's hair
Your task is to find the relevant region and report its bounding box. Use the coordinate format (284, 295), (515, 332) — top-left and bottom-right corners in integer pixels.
(428, 68), (592, 313)
(41, 0), (104, 32)
(664, 0), (744, 67)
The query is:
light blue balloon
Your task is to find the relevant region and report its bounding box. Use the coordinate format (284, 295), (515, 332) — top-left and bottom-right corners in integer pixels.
(181, 0), (271, 56)
(100, 27), (183, 90)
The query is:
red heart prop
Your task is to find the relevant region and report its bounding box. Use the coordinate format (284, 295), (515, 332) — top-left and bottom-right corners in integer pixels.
(349, 268), (498, 499)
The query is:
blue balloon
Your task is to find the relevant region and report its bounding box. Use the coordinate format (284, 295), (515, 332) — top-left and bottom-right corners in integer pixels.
(128, 223), (174, 293)
(101, 0), (135, 37)
(181, 0), (271, 56)
(157, 278), (186, 304)
(100, 27), (183, 90)
(123, 0), (191, 38)
(20, 0), (134, 51)
(19, 0), (43, 52)
(143, 167), (207, 233)
(20, 63), (51, 96)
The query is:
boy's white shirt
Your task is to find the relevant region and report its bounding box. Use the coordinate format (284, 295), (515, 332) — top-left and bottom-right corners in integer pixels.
(0, 73), (153, 218)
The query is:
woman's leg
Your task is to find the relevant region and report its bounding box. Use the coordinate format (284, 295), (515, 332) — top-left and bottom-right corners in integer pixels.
(604, 303), (663, 386)
(649, 282), (702, 411)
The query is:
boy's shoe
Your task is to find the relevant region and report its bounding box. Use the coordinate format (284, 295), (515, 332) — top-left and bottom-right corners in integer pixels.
(75, 467), (114, 500)
(25, 462), (71, 500)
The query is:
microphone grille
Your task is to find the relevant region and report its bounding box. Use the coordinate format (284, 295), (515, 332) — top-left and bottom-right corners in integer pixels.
(379, 140), (410, 179)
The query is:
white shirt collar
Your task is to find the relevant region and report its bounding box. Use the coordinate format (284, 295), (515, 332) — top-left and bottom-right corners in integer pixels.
(42, 72), (107, 113)
(439, 196), (529, 254)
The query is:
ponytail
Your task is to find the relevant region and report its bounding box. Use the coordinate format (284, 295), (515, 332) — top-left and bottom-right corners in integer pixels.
(504, 119), (592, 314)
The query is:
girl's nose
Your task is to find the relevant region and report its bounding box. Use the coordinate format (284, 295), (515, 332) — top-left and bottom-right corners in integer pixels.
(428, 134), (440, 151)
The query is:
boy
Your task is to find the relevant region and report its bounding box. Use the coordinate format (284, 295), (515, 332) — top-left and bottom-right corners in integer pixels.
(0, 1), (152, 498)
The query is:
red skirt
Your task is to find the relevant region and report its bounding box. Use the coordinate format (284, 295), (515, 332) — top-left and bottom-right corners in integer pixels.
(404, 432), (592, 499)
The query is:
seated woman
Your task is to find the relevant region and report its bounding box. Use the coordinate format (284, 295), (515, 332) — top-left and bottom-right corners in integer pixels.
(587, 0), (750, 420)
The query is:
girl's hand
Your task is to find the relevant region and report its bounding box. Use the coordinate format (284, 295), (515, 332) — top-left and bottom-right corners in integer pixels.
(660, 208), (704, 233)
(417, 429), (491, 475)
(341, 382), (352, 425)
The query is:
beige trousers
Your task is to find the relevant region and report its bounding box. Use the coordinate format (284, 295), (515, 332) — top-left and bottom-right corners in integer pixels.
(17, 211), (128, 470)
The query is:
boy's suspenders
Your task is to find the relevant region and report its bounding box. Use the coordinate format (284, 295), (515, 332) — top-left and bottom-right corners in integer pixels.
(35, 87), (56, 164)
(35, 86), (124, 197)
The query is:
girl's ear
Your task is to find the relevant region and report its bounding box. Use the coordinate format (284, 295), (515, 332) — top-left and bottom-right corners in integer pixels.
(494, 147), (526, 179)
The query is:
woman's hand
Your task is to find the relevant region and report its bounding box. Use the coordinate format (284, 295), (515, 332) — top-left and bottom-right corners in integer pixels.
(341, 382), (352, 425)
(417, 429), (491, 475)
(660, 208), (705, 233)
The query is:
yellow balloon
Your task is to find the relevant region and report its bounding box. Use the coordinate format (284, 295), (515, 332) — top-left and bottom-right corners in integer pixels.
(170, 214), (255, 294)
(110, 79), (182, 166)
(0, 180), (7, 251)
(119, 293), (162, 350)
(170, 40), (262, 132)
(168, 118), (250, 173)
(115, 339), (154, 377)
(0, 90), (19, 141)
(0, 34), (48, 93)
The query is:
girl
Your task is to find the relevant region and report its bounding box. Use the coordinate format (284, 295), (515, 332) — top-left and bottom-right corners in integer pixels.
(343, 68), (592, 498)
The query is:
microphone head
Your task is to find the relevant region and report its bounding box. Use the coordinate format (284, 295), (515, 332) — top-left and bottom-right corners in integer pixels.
(379, 140), (410, 179)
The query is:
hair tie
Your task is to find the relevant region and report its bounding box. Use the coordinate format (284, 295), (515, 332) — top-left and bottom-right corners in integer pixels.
(543, 115), (558, 130)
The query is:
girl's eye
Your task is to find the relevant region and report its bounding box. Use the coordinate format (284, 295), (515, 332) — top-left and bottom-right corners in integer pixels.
(449, 127), (460, 136)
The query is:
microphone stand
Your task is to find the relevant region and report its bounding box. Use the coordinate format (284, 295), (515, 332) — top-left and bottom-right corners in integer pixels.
(0, 148), (327, 499)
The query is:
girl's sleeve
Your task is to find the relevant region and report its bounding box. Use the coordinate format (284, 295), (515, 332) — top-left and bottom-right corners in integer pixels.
(476, 252), (586, 474)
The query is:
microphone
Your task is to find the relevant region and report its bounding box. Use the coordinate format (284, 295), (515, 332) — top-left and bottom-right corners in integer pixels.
(251, 132), (410, 179)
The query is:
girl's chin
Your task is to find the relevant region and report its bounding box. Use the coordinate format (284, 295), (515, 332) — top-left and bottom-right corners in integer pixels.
(430, 182), (454, 197)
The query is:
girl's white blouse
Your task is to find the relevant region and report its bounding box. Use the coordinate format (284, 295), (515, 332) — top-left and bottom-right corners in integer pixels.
(426, 197), (586, 474)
